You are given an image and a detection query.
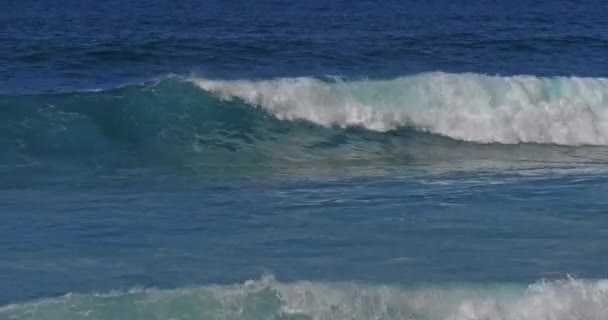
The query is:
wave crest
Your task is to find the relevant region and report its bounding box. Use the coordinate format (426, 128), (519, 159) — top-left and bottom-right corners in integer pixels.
(193, 72), (608, 145)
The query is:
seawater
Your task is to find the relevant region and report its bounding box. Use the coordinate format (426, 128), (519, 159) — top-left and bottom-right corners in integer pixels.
(2, 0), (608, 319)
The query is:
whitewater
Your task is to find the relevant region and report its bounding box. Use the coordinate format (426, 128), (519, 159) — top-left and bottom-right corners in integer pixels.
(2, 276), (608, 320)
(192, 72), (608, 146)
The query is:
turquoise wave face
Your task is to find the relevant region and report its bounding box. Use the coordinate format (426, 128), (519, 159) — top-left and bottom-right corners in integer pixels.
(0, 78), (271, 167)
(2, 276), (607, 320)
(2, 74), (608, 177)
(0, 79), (423, 177)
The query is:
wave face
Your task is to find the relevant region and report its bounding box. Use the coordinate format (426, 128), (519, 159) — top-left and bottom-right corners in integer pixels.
(3, 72), (608, 172)
(1, 276), (607, 320)
(194, 72), (608, 145)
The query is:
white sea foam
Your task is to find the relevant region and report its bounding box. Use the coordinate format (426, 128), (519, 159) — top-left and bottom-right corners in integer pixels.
(192, 72), (608, 145)
(2, 276), (608, 320)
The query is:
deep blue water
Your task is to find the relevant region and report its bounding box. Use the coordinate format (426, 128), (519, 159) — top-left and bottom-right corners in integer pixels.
(2, 1), (608, 319)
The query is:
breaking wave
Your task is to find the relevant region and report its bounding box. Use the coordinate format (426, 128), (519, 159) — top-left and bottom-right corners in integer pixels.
(193, 72), (608, 145)
(1, 276), (607, 320)
(3, 72), (608, 173)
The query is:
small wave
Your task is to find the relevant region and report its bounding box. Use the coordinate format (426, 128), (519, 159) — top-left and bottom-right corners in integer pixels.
(193, 72), (608, 145)
(1, 276), (607, 320)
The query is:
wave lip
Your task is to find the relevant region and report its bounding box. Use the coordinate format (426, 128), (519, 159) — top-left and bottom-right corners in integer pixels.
(192, 72), (608, 146)
(1, 276), (608, 320)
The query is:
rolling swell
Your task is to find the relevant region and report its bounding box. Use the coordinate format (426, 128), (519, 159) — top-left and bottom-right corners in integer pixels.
(0, 78), (307, 170)
(2, 72), (608, 172)
(0, 79), (432, 174)
(1, 276), (607, 320)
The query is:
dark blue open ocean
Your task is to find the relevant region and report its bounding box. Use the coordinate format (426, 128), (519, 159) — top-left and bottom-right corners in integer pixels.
(2, 1), (608, 319)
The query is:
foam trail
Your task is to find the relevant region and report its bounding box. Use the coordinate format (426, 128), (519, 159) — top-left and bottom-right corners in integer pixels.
(2, 276), (608, 320)
(193, 72), (608, 145)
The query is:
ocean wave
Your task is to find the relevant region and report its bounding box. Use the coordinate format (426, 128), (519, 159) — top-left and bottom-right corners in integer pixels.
(2, 73), (608, 173)
(1, 276), (607, 320)
(193, 72), (608, 145)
